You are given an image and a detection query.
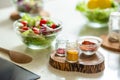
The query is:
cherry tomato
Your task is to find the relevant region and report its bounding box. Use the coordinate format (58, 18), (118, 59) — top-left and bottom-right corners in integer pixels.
(34, 30), (40, 34)
(32, 27), (40, 34)
(32, 27), (39, 31)
(21, 26), (29, 30)
(40, 19), (47, 26)
(21, 21), (27, 26)
(51, 24), (57, 29)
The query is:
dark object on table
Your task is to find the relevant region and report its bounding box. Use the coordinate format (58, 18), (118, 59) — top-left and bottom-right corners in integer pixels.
(10, 11), (21, 21)
(0, 58), (40, 80)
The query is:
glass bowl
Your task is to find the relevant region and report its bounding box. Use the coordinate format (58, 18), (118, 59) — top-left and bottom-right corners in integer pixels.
(12, 0), (43, 15)
(76, 0), (118, 28)
(13, 15), (62, 49)
(77, 36), (102, 56)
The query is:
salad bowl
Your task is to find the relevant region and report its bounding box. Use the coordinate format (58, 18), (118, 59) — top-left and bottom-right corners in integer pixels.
(14, 14), (62, 49)
(12, 0), (43, 16)
(76, 0), (119, 28)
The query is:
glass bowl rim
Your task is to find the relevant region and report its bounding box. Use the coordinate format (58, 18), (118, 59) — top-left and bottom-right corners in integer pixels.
(77, 36), (103, 44)
(13, 16), (63, 31)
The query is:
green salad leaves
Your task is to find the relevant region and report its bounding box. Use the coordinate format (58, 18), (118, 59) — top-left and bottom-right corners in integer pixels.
(76, 1), (118, 23)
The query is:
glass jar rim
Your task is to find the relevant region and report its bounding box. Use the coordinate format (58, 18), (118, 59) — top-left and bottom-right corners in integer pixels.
(77, 36), (102, 44)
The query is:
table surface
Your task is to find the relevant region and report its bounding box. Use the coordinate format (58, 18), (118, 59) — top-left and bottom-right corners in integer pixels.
(0, 0), (120, 80)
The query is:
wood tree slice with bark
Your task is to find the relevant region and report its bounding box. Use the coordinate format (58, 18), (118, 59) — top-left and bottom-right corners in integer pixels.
(49, 52), (105, 73)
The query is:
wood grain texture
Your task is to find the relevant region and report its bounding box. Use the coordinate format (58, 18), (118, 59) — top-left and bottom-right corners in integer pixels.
(101, 35), (120, 52)
(49, 52), (105, 73)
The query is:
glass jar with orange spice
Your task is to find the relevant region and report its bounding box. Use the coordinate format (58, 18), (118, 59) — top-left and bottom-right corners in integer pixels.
(66, 41), (79, 63)
(77, 36), (102, 56)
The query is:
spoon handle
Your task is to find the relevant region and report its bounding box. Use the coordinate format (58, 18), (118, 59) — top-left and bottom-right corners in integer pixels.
(0, 47), (10, 55)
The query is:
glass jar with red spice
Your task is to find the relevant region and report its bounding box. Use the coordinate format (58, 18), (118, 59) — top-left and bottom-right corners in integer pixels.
(55, 39), (68, 57)
(77, 36), (102, 56)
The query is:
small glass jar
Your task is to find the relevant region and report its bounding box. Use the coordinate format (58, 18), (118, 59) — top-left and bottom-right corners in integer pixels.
(108, 12), (120, 42)
(66, 41), (79, 63)
(55, 39), (68, 57)
(77, 36), (102, 56)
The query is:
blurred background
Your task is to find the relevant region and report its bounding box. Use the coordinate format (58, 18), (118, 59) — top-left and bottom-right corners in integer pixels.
(0, 0), (120, 80)
(0, 0), (11, 8)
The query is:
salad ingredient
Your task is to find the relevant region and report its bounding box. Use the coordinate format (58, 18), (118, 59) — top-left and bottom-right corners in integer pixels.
(20, 21), (27, 26)
(76, 1), (118, 23)
(13, 0), (43, 14)
(51, 24), (57, 29)
(14, 14), (62, 49)
(87, 0), (98, 9)
(88, 0), (112, 9)
(40, 19), (47, 26)
(97, 0), (111, 9)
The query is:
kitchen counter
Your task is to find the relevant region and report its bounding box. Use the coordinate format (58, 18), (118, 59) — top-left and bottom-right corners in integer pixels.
(0, 0), (120, 80)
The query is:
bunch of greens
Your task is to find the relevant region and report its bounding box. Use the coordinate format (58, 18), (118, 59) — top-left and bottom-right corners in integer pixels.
(22, 35), (55, 47)
(76, 1), (118, 23)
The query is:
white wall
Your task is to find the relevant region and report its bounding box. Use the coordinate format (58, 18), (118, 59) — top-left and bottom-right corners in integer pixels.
(0, 0), (12, 8)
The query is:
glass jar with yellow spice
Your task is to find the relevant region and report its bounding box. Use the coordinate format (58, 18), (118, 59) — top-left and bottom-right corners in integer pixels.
(66, 41), (79, 63)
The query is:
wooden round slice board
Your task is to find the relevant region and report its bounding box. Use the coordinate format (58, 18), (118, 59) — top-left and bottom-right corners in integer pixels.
(100, 35), (120, 52)
(49, 52), (105, 73)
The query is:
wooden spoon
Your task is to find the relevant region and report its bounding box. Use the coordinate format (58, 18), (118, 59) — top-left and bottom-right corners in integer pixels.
(0, 47), (32, 64)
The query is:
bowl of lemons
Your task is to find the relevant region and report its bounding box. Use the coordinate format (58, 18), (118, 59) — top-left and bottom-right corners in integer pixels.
(76, 0), (119, 28)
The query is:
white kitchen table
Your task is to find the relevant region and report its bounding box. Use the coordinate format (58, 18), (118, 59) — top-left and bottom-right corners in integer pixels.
(0, 0), (120, 80)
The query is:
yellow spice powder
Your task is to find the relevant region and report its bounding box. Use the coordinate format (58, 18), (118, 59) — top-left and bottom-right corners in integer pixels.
(66, 49), (79, 61)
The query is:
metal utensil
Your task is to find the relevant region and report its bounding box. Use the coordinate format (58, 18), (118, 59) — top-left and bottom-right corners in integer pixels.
(0, 47), (32, 64)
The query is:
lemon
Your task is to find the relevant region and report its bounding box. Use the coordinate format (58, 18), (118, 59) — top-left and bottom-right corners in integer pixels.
(98, 0), (111, 9)
(88, 0), (112, 9)
(88, 0), (98, 9)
